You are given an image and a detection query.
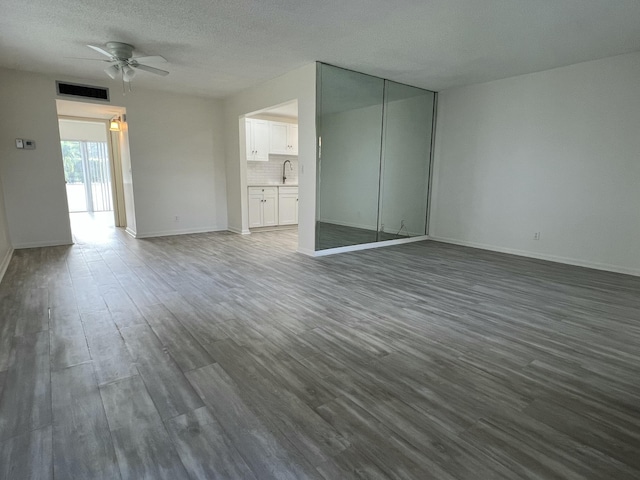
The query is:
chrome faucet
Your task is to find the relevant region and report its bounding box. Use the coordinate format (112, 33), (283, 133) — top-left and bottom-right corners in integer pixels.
(282, 159), (292, 184)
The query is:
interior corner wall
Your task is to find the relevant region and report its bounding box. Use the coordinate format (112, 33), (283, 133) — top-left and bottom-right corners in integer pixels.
(0, 67), (228, 247)
(222, 63), (317, 254)
(430, 52), (640, 275)
(0, 68), (73, 248)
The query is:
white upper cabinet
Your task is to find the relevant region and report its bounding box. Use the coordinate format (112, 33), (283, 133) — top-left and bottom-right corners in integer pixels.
(288, 124), (298, 155)
(269, 121), (298, 155)
(247, 118), (298, 160)
(269, 122), (289, 155)
(246, 118), (269, 161)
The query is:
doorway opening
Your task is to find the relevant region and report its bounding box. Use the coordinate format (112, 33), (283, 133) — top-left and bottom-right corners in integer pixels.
(58, 118), (115, 242)
(241, 100), (299, 250)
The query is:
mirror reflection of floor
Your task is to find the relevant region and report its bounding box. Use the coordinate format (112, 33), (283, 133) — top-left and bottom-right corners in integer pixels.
(69, 211), (116, 245)
(316, 221), (409, 250)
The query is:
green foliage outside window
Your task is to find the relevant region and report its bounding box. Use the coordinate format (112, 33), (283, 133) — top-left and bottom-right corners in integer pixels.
(61, 141), (109, 184)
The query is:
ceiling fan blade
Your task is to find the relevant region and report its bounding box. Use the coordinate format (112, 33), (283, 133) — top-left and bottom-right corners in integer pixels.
(132, 55), (167, 64)
(87, 44), (114, 58)
(131, 63), (169, 76)
(65, 57), (112, 61)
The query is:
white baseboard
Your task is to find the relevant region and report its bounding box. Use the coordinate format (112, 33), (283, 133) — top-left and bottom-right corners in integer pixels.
(429, 236), (640, 277)
(0, 247), (14, 283)
(228, 226), (251, 235)
(297, 247), (316, 256)
(135, 226), (226, 239)
(125, 227), (137, 238)
(313, 235), (429, 257)
(12, 239), (72, 249)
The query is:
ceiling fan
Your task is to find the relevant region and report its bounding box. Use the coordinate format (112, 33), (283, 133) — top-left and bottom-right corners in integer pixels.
(82, 42), (169, 83)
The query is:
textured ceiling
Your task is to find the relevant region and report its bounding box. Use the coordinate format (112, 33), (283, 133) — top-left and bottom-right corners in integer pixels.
(1, 0), (640, 98)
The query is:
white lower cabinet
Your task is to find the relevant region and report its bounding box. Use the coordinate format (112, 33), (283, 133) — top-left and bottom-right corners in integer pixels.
(278, 187), (298, 225)
(248, 187), (278, 227)
(248, 186), (298, 227)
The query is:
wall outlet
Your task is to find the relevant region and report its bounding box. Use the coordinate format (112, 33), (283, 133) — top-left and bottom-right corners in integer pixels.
(380, 224), (385, 232)
(534, 232), (540, 240)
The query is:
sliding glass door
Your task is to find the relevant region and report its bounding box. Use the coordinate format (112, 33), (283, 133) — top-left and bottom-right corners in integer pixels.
(61, 140), (113, 213)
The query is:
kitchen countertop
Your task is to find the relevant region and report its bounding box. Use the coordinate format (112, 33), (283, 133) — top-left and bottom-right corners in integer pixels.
(248, 184), (298, 187)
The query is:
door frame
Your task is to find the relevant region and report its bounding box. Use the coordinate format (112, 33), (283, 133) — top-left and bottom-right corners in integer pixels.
(58, 115), (126, 227)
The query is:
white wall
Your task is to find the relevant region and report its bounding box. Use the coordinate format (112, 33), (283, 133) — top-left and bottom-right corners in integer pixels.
(0, 68), (73, 248)
(0, 67), (228, 246)
(223, 63), (317, 254)
(431, 52), (640, 275)
(0, 175), (13, 281)
(122, 87), (227, 237)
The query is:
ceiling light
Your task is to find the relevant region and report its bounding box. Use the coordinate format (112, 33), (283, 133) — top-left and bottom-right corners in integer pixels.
(122, 65), (136, 82)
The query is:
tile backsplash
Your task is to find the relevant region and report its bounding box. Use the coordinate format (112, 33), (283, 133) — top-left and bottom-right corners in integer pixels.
(247, 155), (299, 185)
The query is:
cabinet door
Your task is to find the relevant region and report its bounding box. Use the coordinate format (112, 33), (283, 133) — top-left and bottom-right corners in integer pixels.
(288, 124), (298, 155)
(248, 193), (264, 227)
(278, 194), (297, 225)
(262, 193), (278, 226)
(245, 119), (254, 161)
(253, 120), (270, 161)
(269, 122), (289, 155)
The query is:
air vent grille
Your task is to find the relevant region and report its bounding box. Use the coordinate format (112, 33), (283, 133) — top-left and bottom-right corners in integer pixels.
(56, 81), (110, 101)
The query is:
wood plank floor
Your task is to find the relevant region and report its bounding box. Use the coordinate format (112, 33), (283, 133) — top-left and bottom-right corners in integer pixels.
(1, 222), (639, 479)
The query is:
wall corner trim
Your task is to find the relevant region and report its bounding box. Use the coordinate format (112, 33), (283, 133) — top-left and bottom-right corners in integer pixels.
(0, 248), (14, 283)
(11, 240), (73, 249)
(429, 236), (640, 277)
(134, 226), (226, 239)
(228, 226), (251, 235)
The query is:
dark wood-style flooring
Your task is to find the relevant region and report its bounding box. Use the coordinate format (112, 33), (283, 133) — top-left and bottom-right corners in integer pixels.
(1, 219), (639, 479)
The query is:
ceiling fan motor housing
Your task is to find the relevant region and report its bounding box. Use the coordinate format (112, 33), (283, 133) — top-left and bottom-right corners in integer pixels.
(106, 42), (134, 60)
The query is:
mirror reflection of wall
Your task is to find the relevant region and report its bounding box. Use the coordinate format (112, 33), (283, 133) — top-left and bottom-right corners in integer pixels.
(316, 65), (384, 249)
(379, 82), (435, 240)
(315, 63), (436, 251)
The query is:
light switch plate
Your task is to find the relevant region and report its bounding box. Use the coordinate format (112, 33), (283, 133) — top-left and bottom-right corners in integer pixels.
(15, 138), (24, 149)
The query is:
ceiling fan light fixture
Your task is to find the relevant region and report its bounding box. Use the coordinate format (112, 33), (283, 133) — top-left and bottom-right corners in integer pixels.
(122, 65), (136, 82)
(104, 64), (120, 79)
